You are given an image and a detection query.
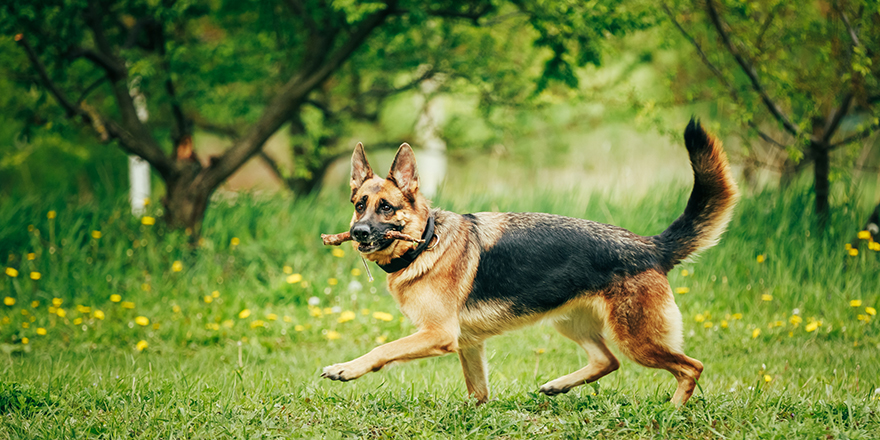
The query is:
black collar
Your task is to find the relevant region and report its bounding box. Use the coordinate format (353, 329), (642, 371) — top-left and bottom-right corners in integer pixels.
(377, 215), (436, 273)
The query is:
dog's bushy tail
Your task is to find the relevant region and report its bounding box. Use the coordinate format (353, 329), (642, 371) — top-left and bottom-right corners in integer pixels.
(655, 118), (739, 271)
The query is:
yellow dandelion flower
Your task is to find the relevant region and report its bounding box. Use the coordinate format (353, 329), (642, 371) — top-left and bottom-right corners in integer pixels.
(283, 315), (293, 323)
(141, 216), (155, 226)
(375, 335), (387, 343)
(230, 237), (240, 246)
(135, 316), (149, 326)
(110, 294), (121, 302)
(805, 321), (820, 332)
(93, 310), (105, 320)
(136, 340), (148, 351)
(27, 253), (35, 260)
(238, 309), (251, 319)
(323, 307), (333, 315)
(3, 297), (15, 306)
(351, 268), (362, 276)
(222, 320), (234, 328)
(675, 287), (690, 295)
(721, 320), (729, 328)
(29, 272), (40, 280)
(286, 273), (303, 284)
(332, 248), (345, 258)
(121, 301), (135, 309)
(267, 313), (278, 321)
(5, 267), (18, 277)
(756, 254), (765, 263)
(703, 321), (713, 328)
(752, 328), (761, 338)
(171, 261), (183, 272)
(31, 301), (39, 308)
(326, 330), (341, 340)
(372, 311), (393, 322)
(91, 230), (102, 239)
(858, 230), (872, 240)
(789, 315), (802, 325)
(212, 290), (220, 298)
(867, 307), (877, 316)
(143, 197), (150, 206)
(21, 337), (29, 344)
(764, 375), (772, 383)
(338, 310), (356, 323)
(309, 307), (322, 318)
(361, 309), (370, 315)
(172, 305), (181, 313)
(761, 294), (773, 301)
(283, 265), (293, 274)
(52, 298), (62, 306)
(681, 269), (689, 277)
(56, 308), (66, 318)
(141, 283), (151, 292)
(203, 295), (213, 304)
(47, 210), (56, 219)
(328, 278), (338, 286)
(153, 322), (161, 330)
(73, 317), (82, 325)
(694, 313), (706, 323)
(294, 324), (304, 332)
(857, 314), (868, 321)
(871, 242), (880, 251)
(845, 243), (852, 250)
(851, 299), (863, 307)
(21, 322), (29, 329)
(849, 248), (859, 257)
(36, 327), (47, 336)
(250, 320), (266, 328)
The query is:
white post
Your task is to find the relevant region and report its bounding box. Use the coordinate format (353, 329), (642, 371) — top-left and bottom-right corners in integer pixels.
(414, 71), (447, 198)
(129, 77), (151, 216)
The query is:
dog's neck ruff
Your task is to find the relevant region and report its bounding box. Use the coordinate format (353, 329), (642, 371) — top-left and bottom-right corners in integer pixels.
(377, 215), (436, 274)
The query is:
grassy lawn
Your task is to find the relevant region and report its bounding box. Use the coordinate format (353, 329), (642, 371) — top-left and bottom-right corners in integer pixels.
(1, 183), (879, 438)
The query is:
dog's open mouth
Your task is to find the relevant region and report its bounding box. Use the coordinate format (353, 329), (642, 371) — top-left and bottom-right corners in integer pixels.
(356, 239), (393, 254)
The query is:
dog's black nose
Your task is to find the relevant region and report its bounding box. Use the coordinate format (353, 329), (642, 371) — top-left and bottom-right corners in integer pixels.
(351, 224), (371, 242)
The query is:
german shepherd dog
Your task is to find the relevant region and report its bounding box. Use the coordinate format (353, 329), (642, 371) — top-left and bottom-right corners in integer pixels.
(321, 119), (738, 406)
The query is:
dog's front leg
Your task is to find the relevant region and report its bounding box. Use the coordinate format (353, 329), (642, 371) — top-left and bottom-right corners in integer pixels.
(322, 327), (458, 382)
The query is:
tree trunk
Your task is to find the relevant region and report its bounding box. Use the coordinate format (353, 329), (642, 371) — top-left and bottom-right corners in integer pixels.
(162, 165), (211, 237)
(811, 140), (830, 230)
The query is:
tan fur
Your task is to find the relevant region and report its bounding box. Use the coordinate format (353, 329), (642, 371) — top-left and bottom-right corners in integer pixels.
(324, 131), (735, 407)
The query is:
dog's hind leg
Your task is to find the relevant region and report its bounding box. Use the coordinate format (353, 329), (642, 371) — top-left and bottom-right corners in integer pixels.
(458, 342), (490, 404)
(539, 303), (619, 396)
(608, 270), (703, 406)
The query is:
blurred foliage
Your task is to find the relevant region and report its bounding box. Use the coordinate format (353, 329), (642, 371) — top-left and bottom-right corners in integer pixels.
(660, 0), (880, 190)
(0, 0), (658, 201)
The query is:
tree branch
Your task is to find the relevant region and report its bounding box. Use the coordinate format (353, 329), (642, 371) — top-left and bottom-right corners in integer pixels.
(835, 3), (862, 49)
(196, 1), (398, 192)
(67, 48), (126, 81)
(821, 93), (853, 145)
(705, 0), (800, 137)
(15, 33), (173, 177)
(830, 121), (880, 149)
(662, 4), (787, 149)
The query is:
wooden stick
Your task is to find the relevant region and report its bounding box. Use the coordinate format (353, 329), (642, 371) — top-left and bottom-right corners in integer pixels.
(321, 230), (423, 246)
(321, 231), (351, 246)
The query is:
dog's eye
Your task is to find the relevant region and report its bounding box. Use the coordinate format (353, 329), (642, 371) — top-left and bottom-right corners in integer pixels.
(355, 202), (365, 213)
(379, 201), (393, 214)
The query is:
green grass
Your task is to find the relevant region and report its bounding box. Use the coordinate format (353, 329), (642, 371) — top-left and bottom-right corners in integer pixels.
(1, 183), (879, 439)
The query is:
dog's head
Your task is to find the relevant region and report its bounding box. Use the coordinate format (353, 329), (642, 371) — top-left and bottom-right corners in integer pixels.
(348, 142), (431, 263)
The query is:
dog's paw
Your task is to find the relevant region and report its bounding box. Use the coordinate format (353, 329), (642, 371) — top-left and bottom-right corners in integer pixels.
(538, 380), (573, 397)
(321, 363), (361, 382)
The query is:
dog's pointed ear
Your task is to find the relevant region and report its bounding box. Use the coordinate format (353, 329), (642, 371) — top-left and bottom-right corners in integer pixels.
(350, 142), (373, 195)
(388, 143), (419, 199)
